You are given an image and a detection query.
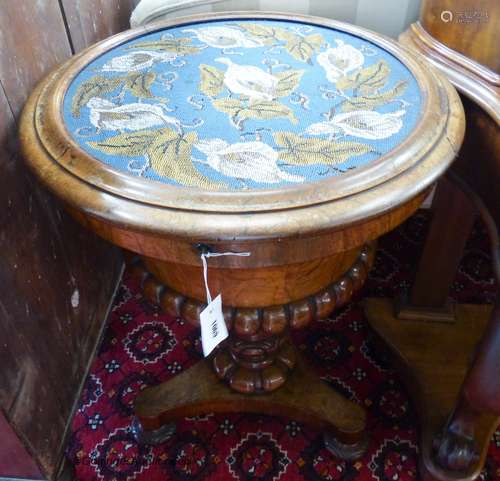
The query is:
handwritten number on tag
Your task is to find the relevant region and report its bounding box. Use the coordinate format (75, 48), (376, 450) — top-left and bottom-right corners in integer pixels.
(200, 294), (228, 357)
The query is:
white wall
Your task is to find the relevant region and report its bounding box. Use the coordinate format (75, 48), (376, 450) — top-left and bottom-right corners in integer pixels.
(131, 0), (422, 38)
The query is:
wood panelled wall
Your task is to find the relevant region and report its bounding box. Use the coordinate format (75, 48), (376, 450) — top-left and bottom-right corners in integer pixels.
(0, 1), (138, 479)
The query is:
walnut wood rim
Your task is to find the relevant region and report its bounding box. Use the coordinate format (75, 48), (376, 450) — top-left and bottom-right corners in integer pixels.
(24, 11), (461, 215)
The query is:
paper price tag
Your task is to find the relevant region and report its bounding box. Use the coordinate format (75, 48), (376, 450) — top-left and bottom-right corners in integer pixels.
(200, 294), (228, 357)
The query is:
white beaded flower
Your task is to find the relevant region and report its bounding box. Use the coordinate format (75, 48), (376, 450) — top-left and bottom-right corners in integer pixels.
(194, 139), (303, 184)
(101, 50), (177, 72)
(306, 110), (406, 140)
(317, 40), (365, 82)
(87, 97), (180, 132)
(215, 58), (279, 101)
(183, 26), (264, 49)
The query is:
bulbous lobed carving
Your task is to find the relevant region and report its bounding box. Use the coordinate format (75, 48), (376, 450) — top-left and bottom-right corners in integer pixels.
(129, 241), (376, 333)
(214, 338), (297, 394)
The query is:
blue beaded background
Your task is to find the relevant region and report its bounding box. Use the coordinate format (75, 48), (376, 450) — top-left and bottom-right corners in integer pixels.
(63, 19), (422, 191)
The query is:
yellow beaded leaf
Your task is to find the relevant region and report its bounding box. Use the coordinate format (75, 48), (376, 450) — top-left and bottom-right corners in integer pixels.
(275, 132), (373, 165)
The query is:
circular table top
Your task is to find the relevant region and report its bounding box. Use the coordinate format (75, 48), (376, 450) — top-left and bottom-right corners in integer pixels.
(20, 12), (464, 239)
(62, 18), (422, 192)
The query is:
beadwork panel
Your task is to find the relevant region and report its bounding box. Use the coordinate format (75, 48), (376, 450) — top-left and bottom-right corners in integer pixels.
(64, 19), (422, 190)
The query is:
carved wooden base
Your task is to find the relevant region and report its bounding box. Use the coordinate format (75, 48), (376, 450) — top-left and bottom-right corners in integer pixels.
(126, 243), (377, 457)
(134, 355), (368, 459)
(129, 242), (376, 394)
(364, 298), (499, 481)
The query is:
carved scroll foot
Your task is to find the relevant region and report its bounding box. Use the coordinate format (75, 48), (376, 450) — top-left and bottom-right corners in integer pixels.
(131, 416), (176, 445)
(324, 431), (369, 461)
(432, 429), (479, 472)
(365, 298), (498, 481)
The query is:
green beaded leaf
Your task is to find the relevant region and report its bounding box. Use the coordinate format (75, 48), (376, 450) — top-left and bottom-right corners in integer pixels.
(199, 64), (225, 97)
(274, 132), (373, 165)
(88, 129), (159, 156)
(71, 76), (121, 117)
(274, 70), (305, 98)
(89, 129), (224, 189)
(239, 100), (298, 124)
(233, 23), (280, 45)
(337, 60), (390, 95)
(211, 98), (246, 116)
(341, 81), (408, 112)
(124, 71), (156, 98)
(212, 97), (298, 126)
(233, 23), (324, 62)
(284, 33), (324, 64)
(148, 130), (225, 189)
(128, 37), (201, 55)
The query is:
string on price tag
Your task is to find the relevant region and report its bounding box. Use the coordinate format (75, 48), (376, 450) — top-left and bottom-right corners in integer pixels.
(199, 250), (251, 357)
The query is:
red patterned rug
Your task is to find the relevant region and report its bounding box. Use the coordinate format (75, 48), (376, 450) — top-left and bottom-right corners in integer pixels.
(66, 211), (499, 481)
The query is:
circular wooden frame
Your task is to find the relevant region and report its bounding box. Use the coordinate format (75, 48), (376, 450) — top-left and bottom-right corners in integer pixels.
(20, 11), (465, 241)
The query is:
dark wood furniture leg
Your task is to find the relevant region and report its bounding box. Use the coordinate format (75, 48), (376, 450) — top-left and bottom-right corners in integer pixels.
(132, 356), (368, 460)
(365, 300), (498, 481)
(366, 174), (500, 481)
(433, 298), (500, 473)
(397, 176), (476, 322)
(431, 176), (500, 477)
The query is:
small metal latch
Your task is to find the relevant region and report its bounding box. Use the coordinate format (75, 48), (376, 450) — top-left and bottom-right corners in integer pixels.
(194, 243), (214, 255)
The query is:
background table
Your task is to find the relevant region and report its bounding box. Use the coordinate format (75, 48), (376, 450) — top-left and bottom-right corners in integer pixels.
(365, 1), (499, 480)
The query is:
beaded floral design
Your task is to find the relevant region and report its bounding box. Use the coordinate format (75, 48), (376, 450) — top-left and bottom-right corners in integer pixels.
(64, 19), (421, 190)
